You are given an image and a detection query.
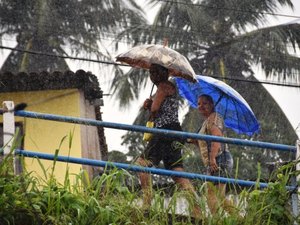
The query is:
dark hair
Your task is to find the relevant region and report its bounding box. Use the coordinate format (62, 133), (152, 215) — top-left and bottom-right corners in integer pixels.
(199, 94), (214, 104)
(150, 63), (169, 83)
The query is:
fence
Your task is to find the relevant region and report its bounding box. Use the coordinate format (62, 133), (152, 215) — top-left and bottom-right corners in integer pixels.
(1, 101), (300, 217)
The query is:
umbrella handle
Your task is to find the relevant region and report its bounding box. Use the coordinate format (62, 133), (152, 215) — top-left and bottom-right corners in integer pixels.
(150, 83), (154, 98)
(145, 84), (155, 121)
(215, 93), (224, 107)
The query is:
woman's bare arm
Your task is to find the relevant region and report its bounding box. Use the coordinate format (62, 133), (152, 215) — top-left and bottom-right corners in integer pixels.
(209, 124), (223, 172)
(150, 82), (174, 118)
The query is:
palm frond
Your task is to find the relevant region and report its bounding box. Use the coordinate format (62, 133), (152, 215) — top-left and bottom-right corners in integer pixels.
(216, 23), (300, 80)
(109, 67), (150, 108)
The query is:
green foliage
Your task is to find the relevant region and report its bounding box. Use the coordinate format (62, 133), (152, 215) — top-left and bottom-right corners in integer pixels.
(0, 150), (299, 225)
(243, 161), (298, 224)
(0, 0), (147, 73)
(2, 129), (298, 224)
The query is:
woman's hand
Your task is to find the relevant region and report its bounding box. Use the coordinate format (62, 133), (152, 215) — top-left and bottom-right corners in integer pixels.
(208, 123), (222, 173)
(186, 138), (197, 145)
(209, 157), (219, 173)
(143, 98), (153, 110)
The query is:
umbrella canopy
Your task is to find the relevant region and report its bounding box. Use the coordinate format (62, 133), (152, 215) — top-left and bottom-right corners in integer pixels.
(175, 75), (260, 136)
(116, 44), (196, 82)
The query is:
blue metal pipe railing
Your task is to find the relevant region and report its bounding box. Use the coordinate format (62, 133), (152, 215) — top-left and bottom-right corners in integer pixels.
(15, 149), (296, 191)
(14, 110), (296, 152)
(8, 109), (299, 216)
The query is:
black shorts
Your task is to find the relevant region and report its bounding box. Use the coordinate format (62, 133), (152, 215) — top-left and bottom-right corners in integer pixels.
(141, 122), (184, 170)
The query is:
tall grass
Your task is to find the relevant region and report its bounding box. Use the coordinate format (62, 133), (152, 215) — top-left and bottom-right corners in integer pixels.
(0, 135), (299, 224)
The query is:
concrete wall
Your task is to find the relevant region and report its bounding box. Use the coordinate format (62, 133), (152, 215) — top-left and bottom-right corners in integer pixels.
(0, 89), (89, 183)
(79, 90), (102, 180)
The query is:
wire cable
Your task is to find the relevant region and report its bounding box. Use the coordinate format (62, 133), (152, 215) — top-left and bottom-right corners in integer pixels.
(0, 45), (117, 66)
(0, 44), (299, 88)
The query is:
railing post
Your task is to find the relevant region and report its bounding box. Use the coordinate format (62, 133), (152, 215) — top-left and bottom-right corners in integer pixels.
(292, 140), (300, 222)
(2, 101), (18, 174)
(3, 101), (15, 155)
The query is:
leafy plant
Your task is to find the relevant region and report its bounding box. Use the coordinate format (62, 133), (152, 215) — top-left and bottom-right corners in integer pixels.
(0, 133), (298, 225)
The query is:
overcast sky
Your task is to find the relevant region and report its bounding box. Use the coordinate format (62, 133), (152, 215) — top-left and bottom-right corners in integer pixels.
(254, 0), (300, 139)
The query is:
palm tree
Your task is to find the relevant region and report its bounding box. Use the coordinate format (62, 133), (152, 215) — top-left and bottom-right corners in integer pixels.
(117, 0), (300, 180)
(0, 0), (146, 73)
(0, 0), (148, 167)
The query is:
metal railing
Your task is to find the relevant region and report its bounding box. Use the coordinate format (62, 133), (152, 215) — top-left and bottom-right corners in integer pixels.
(1, 101), (300, 217)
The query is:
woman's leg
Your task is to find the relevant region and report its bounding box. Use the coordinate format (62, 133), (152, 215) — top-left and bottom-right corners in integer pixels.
(172, 167), (202, 218)
(207, 182), (219, 215)
(136, 157), (153, 208)
(207, 182), (235, 215)
(217, 183), (235, 214)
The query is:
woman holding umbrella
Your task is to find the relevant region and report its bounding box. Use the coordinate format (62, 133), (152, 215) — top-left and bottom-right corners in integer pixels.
(188, 94), (235, 215)
(176, 74), (259, 215)
(136, 63), (201, 218)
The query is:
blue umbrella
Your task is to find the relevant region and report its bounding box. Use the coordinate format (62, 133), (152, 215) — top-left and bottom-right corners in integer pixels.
(175, 75), (260, 136)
